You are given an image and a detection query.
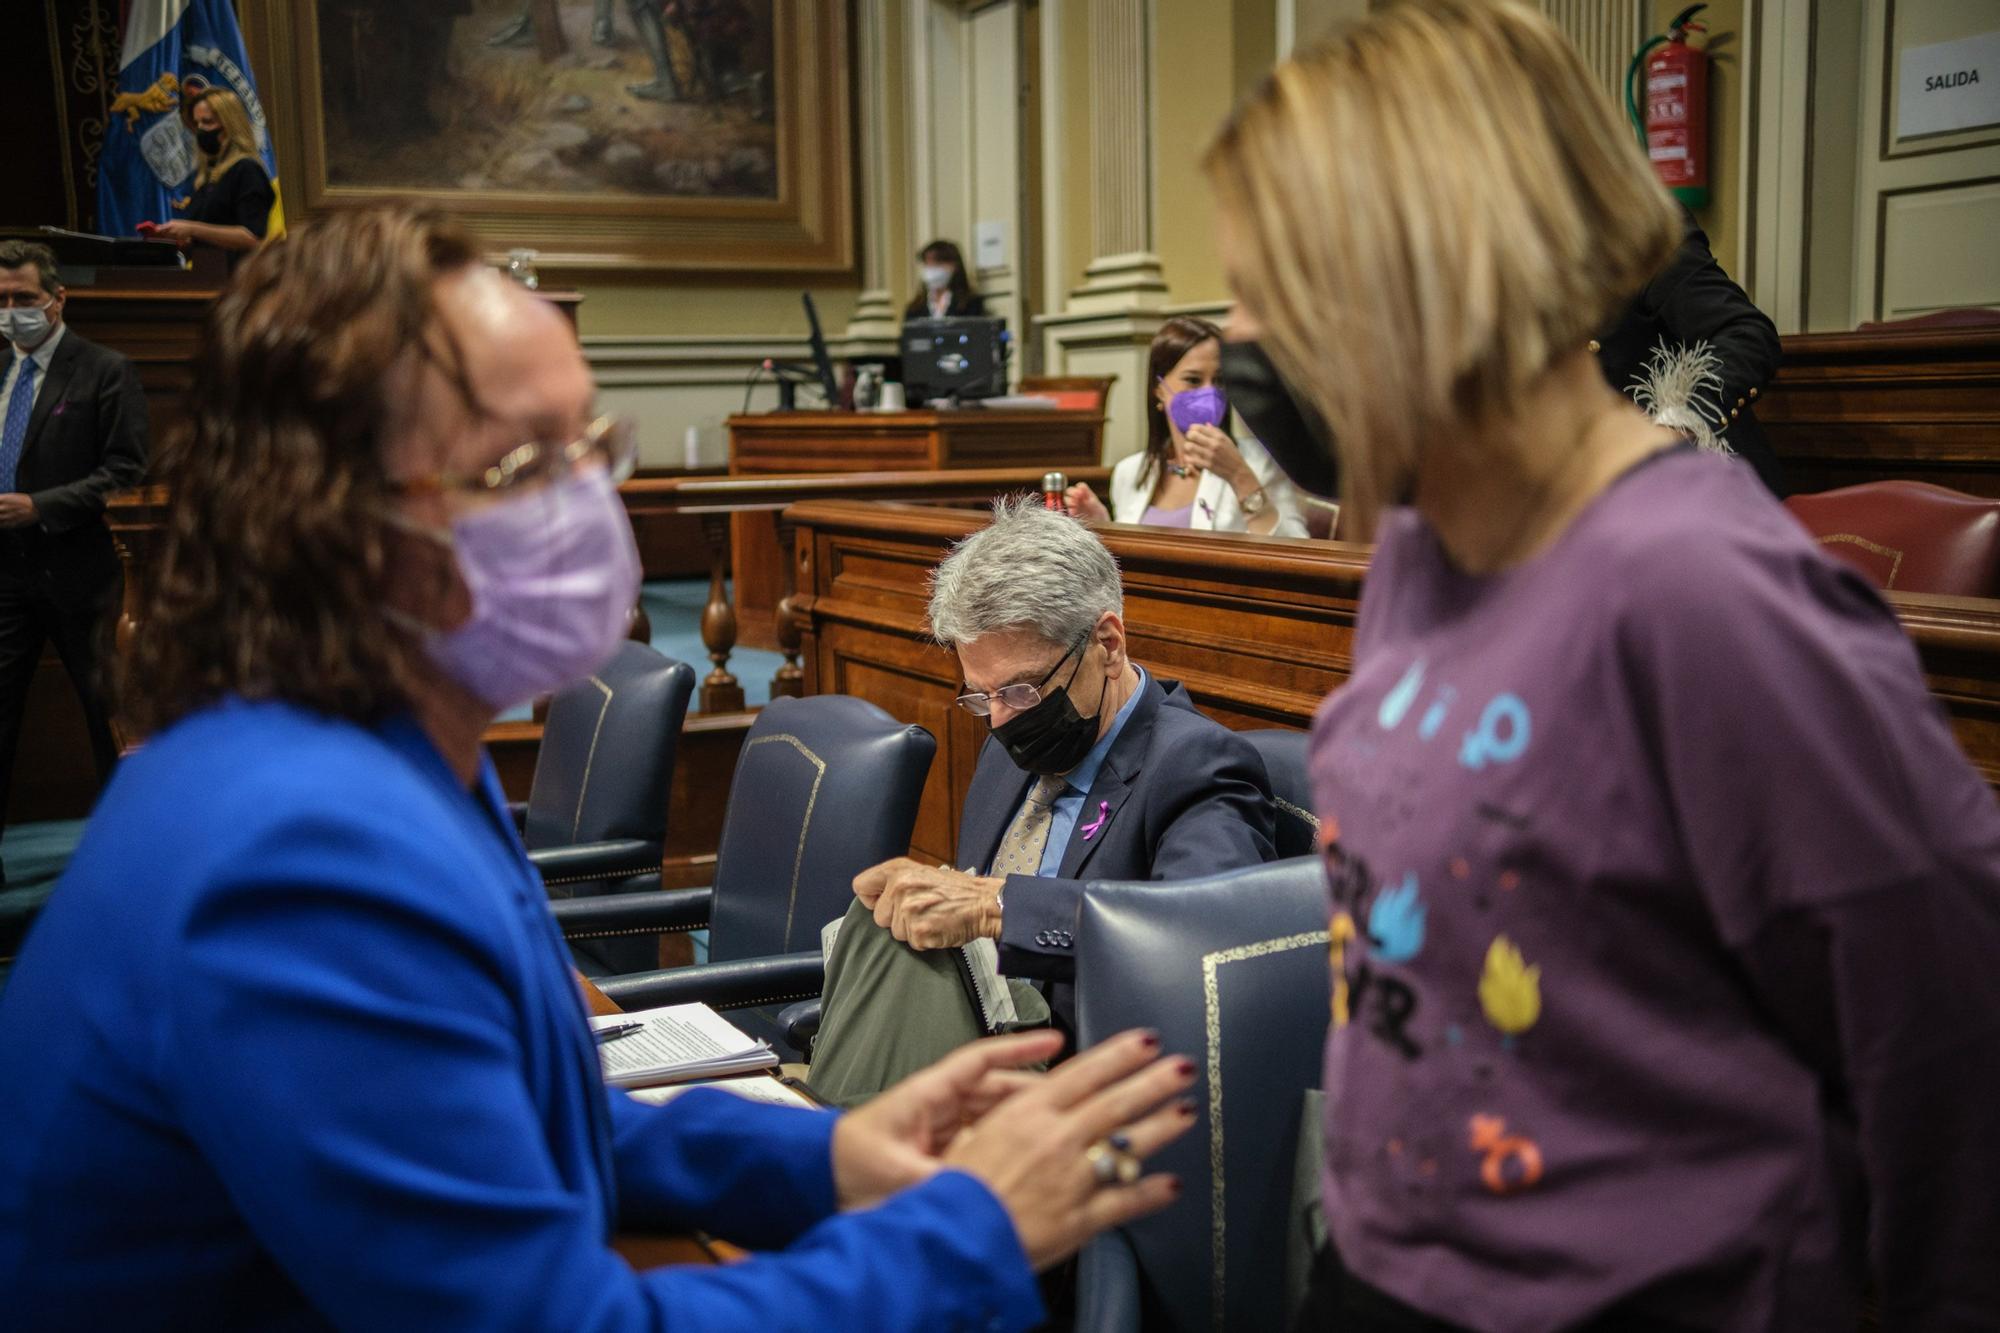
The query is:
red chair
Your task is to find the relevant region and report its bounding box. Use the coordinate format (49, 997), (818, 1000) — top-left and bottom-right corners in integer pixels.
(1784, 481), (2000, 597)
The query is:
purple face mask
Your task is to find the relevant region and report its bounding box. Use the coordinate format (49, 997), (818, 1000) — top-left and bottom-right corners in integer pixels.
(415, 468), (642, 710)
(1166, 384), (1229, 434)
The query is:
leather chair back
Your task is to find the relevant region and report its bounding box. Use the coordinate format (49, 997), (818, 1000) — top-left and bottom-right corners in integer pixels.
(1074, 857), (1331, 1333)
(523, 642), (695, 852)
(1784, 480), (2000, 597)
(708, 695), (936, 961)
(1242, 730), (1321, 859)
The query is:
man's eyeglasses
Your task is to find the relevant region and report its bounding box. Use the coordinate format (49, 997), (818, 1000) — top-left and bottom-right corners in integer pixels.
(956, 639), (1083, 717)
(392, 414), (638, 497)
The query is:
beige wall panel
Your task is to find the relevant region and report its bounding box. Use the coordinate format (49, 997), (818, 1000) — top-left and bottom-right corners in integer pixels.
(1060, 0), (1097, 299)
(1153, 0), (1239, 306)
(574, 284), (860, 339)
(1879, 179), (2000, 316)
(969, 3), (1024, 346)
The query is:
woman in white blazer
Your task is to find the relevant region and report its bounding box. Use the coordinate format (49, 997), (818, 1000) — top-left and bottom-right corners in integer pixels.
(1065, 315), (1308, 538)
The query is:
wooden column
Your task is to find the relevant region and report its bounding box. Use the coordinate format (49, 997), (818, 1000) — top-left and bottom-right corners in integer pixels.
(698, 513), (745, 712)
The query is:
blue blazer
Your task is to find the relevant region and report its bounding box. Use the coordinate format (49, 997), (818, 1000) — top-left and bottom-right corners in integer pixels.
(978, 677), (1278, 1028)
(0, 700), (1041, 1330)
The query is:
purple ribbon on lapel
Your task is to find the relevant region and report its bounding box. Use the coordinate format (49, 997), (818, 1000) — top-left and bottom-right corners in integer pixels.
(51, 401), (67, 417)
(1080, 800), (1111, 841)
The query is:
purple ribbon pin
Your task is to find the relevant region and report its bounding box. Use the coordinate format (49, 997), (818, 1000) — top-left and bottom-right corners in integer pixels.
(1080, 800), (1111, 841)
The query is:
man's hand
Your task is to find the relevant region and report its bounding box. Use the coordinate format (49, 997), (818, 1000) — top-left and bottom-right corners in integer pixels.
(0, 494), (38, 528)
(853, 857), (1005, 950)
(830, 1030), (1062, 1210)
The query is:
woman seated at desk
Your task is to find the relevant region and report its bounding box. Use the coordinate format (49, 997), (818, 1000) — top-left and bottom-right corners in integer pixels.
(905, 239), (987, 321)
(145, 88), (274, 265)
(1066, 315), (1307, 537)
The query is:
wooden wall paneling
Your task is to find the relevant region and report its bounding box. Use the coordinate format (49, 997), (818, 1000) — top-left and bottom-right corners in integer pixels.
(1762, 326), (2000, 495)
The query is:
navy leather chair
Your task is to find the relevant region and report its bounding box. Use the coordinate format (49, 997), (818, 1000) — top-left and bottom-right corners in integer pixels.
(523, 642), (695, 973)
(558, 695), (935, 1047)
(1071, 856), (1331, 1333)
(523, 641), (695, 890)
(1241, 729), (1320, 858)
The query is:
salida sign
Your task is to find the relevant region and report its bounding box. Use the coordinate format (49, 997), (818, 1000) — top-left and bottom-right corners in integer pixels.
(1899, 31), (2000, 138)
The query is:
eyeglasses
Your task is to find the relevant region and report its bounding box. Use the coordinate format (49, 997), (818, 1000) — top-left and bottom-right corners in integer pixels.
(956, 639), (1083, 717)
(393, 414), (638, 497)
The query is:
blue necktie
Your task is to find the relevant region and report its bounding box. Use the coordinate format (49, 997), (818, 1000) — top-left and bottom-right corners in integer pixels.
(0, 354), (37, 493)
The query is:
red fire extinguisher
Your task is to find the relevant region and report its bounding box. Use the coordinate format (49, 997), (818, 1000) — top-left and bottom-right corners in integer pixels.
(1627, 4), (1710, 210)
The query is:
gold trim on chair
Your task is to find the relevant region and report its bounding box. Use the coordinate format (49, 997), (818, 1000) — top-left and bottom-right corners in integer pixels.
(1274, 797), (1320, 833)
(1820, 533), (1904, 588)
(741, 733), (827, 951)
(569, 677), (615, 842)
(1202, 930), (1330, 1332)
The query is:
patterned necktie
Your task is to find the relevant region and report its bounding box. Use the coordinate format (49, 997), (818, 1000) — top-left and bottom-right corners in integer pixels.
(990, 774), (1069, 878)
(0, 354), (38, 494)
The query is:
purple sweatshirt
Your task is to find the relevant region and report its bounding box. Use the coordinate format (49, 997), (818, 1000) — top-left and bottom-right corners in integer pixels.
(1309, 448), (2000, 1331)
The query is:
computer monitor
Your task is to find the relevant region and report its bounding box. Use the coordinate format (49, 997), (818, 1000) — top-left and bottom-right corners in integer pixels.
(801, 292), (840, 405)
(902, 317), (1006, 403)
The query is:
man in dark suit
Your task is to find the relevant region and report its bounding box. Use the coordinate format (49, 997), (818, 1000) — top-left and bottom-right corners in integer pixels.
(808, 496), (1277, 1103)
(0, 241), (148, 882)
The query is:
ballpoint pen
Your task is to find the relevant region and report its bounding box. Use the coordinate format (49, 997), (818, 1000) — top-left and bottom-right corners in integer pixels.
(593, 1022), (646, 1044)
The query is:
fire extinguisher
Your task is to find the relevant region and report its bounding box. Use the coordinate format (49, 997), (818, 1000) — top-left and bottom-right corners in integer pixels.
(1627, 4), (1710, 210)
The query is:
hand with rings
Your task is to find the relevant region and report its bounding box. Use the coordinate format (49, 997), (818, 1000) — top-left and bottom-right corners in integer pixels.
(940, 1028), (1198, 1271)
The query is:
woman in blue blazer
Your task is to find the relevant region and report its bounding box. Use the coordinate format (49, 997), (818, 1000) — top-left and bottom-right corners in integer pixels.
(0, 207), (1194, 1329)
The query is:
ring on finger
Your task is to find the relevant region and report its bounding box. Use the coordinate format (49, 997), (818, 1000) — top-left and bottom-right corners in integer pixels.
(1086, 1138), (1142, 1187)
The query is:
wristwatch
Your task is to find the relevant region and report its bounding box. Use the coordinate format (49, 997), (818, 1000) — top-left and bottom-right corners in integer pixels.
(1239, 487), (1269, 517)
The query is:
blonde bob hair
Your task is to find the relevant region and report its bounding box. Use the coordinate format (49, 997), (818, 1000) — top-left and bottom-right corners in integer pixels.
(1204, 0), (1680, 538)
(185, 88), (262, 190)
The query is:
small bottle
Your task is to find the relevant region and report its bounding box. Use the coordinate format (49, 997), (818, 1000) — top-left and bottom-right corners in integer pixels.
(1042, 471), (1069, 512)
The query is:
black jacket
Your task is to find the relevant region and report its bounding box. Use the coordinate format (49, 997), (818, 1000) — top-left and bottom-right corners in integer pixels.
(1597, 222), (1786, 495)
(5, 327), (149, 563)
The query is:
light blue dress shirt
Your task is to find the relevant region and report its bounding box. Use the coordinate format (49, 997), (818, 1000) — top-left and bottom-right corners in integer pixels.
(1032, 666), (1148, 876)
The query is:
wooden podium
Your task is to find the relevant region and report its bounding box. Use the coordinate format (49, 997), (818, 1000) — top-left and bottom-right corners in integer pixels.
(724, 408), (1104, 650)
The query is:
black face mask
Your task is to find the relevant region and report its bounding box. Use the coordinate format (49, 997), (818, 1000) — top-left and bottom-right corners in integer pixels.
(195, 127), (225, 156)
(991, 640), (1107, 778)
(1216, 339), (1339, 501)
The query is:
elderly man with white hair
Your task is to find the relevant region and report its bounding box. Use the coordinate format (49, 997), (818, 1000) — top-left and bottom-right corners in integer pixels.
(808, 495), (1279, 1104)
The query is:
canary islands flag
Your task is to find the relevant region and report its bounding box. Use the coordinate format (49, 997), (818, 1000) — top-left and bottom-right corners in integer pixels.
(97, 0), (283, 240)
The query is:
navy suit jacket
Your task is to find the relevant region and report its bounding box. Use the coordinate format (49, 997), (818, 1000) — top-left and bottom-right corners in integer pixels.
(7, 327), (148, 559)
(0, 699), (1041, 1330)
(963, 676), (1278, 1029)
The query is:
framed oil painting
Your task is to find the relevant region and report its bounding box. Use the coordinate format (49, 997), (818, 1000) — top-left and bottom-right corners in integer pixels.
(244, 0), (852, 273)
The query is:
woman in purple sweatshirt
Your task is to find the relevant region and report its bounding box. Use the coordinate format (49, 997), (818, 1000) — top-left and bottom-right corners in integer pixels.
(1205, 2), (2000, 1329)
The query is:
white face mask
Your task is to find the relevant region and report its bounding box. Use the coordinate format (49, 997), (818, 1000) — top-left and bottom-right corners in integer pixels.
(0, 303), (53, 349)
(920, 264), (952, 292)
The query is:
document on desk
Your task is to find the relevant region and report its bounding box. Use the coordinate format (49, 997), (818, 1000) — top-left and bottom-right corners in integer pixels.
(627, 1077), (819, 1111)
(591, 1004), (779, 1089)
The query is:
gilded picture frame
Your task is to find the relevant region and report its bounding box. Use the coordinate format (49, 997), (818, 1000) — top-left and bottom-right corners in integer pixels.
(242, 0), (853, 274)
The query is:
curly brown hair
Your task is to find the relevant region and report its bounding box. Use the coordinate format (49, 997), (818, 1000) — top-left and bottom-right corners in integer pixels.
(121, 206), (481, 735)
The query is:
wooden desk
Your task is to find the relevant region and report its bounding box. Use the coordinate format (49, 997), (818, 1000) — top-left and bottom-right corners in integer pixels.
(786, 499), (2000, 863)
(725, 409), (1104, 649)
(1763, 326), (2000, 496)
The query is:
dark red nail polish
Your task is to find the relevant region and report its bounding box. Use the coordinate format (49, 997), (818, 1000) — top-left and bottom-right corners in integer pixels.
(1177, 1099), (1198, 1118)
(1138, 1030), (1160, 1050)
(1174, 1058), (1196, 1078)
(1166, 1176), (1183, 1197)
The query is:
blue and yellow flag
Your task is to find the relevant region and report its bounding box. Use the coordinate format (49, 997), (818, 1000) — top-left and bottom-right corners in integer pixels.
(97, 0), (284, 240)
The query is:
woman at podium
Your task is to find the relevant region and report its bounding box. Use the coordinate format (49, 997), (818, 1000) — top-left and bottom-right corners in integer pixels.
(1064, 316), (1306, 537)
(903, 239), (987, 321)
(146, 89), (273, 266)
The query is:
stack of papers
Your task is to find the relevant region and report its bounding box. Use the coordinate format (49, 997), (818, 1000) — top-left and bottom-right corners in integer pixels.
(591, 1004), (778, 1089)
(628, 1078), (820, 1110)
